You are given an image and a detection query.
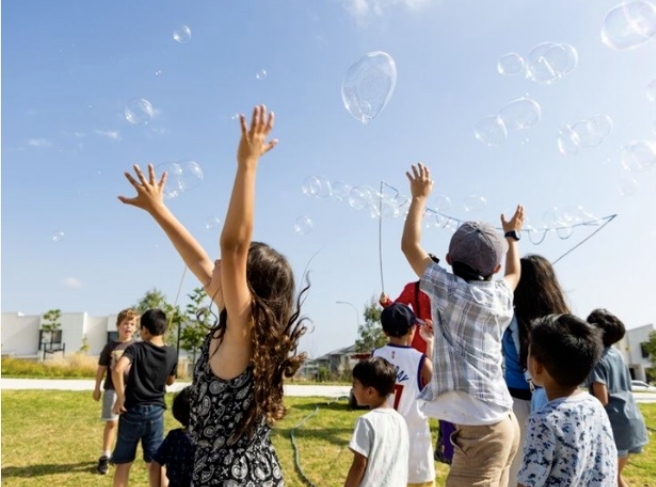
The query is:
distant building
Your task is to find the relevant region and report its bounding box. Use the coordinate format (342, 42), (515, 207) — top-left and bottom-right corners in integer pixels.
(617, 323), (655, 382)
(298, 344), (360, 379)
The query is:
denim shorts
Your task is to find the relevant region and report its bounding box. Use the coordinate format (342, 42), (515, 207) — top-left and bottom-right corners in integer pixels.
(617, 446), (643, 458)
(112, 404), (165, 464)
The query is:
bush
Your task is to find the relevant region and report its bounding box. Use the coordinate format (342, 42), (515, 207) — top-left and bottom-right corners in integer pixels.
(1, 354), (97, 379)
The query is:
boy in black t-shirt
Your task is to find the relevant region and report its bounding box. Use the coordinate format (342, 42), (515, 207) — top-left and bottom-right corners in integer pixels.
(111, 308), (178, 487)
(93, 308), (138, 475)
(150, 386), (195, 487)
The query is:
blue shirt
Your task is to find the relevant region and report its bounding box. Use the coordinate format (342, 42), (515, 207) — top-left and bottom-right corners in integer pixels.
(502, 317), (530, 391)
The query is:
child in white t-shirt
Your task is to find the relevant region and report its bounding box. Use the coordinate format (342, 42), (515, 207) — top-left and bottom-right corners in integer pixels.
(344, 357), (409, 487)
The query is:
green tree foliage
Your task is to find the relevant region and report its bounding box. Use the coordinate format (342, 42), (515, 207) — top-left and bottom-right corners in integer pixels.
(354, 296), (386, 352)
(643, 331), (656, 369)
(41, 309), (62, 332)
(180, 287), (212, 367)
(133, 288), (169, 315)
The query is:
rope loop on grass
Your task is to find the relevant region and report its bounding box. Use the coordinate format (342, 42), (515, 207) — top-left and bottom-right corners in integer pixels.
(290, 404), (320, 487)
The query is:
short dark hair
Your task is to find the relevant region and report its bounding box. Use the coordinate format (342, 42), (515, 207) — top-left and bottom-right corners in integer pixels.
(352, 357), (396, 397)
(140, 309), (168, 336)
(530, 314), (603, 388)
(172, 386), (192, 427)
(586, 309), (626, 347)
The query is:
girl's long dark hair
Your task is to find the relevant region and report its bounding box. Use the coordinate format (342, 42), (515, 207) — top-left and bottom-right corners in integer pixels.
(514, 254), (569, 369)
(209, 242), (310, 440)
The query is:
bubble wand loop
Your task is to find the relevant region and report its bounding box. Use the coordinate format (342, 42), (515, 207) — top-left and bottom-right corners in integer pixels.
(378, 180), (385, 294)
(172, 265), (188, 370)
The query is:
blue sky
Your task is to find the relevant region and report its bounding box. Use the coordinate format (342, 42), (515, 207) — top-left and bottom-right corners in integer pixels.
(2, 0), (655, 357)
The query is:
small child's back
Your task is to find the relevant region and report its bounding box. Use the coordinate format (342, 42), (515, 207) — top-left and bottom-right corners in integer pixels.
(124, 341), (177, 408)
(519, 392), (617, 486)
(349, 408), (409, 487)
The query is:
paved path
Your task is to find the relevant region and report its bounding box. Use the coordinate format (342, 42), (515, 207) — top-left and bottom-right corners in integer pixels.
(0, 378), (352, 398)
(2, 378), (656, 403)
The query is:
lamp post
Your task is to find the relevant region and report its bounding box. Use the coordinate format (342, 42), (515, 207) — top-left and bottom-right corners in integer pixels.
(336, 301), (360, 327)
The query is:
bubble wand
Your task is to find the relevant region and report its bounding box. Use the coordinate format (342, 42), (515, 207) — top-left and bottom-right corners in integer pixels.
(378, 180), (385, 293)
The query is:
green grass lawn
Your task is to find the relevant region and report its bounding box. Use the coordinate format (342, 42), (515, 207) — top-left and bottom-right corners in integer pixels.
(2, 391), (655, 486)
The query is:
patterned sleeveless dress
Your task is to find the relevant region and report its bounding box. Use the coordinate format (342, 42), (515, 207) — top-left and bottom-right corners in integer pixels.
(190, 334), (285, 486)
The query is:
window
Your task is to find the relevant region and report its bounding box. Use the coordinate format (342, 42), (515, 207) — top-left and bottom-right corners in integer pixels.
(107, 331), (119, 344)
(641, 342), (650, 359)
(38, 329), (63, 350)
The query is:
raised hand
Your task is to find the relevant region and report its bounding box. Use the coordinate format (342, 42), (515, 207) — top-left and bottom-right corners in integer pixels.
(237, 105), (278, 167)
(501, 204), (525, 233)
(405, 163), (434, 200)
(117, 163), (167, 214)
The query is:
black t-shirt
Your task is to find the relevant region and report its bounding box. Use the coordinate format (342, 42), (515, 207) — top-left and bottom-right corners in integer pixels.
(98, 339), (135, 390)
(123, 341), (178, 409)
(153, 428), (194, 487)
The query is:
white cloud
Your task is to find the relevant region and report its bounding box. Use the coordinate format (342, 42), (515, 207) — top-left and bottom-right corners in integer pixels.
(338, 0), (432, 21)
(94, 129), (121, 141)
(27, 138), (52, 147)
(61, 277), (82, 289)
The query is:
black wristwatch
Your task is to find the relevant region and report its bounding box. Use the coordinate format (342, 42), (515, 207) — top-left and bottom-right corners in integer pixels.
(505, 230), (521, 241)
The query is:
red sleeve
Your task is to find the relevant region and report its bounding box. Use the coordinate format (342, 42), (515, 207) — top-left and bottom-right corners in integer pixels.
(394, 283), (416, 307)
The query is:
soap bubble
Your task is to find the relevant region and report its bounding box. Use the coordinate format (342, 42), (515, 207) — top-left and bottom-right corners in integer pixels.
(622, 140), (656, 172)
(173, 25), (191, 43)
(302, 176), (322, 197)
(463, 195), (487, 212)
(587, 115), (613, 138)
(205, 217), (221, 230)
(497, 98), (542, 131)
(330, 180), (352, 202)
(570, 121), (603, 149)
(526, 42), (578, 84)
(124, 98), (154, 125)
(474, 116), (508, 146)
(618, 177), (639, 196)
(433, 195), (452, 212)
(52, 230), (65, 242)
(601, 1), (656, 50)
(497, 53), (525, 76)
(348, 186), (372, 210)
(646, 79), (656, 101)
(255, 69), (267, 80)
(342, 51), (397, 124)
(370, 194), (401, 219)
(556, 227), (574, 239)
(558, 128), (581, 156)
(157, 160), (204, 199)
(293, 215), (313, 235)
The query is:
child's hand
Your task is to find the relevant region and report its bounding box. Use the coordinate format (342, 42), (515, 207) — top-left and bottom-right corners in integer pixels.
(501, 204), (525, 233)
(92, 389), (101, 402)
(379, 293), (389, 306)
(405, 163), (433, 200)
(237, 105), (278, 167)
(113, 396), (126, 415)
(419, 319), (434, 343)
(118, 163), (167, 213)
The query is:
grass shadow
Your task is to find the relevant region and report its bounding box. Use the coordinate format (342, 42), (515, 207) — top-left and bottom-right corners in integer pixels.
(2, 461), (97, 478)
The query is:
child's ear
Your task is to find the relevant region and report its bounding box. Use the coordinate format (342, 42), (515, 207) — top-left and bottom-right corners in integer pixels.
(445, 253), (452, 265)
(492, 263), (502, 274)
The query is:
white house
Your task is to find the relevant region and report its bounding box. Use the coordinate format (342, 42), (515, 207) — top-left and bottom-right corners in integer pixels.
(617, 323), (655, 382)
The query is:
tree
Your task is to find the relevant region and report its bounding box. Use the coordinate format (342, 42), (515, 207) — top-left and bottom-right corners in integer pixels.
(133, 288), (169, 315)
(354, 296), (386, 352)
(642, 331), (656, 369)
(41, 309), (62, 333)
(180, 287), (212, 367)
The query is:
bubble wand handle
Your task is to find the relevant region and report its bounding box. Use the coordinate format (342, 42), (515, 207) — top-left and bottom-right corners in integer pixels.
(378, 180), (385, 293)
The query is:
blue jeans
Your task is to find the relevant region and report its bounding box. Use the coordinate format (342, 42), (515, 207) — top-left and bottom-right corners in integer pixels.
(112, 404), (165, 464)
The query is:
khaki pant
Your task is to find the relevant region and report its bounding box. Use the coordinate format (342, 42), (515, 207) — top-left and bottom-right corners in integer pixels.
(408, 483), (435, 487)
(446, 412), (520, 487)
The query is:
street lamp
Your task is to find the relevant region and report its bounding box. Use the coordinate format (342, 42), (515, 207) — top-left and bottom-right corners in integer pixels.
(336, 301), (360, 327)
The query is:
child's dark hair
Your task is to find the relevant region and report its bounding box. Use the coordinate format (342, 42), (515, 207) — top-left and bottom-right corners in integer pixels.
(530, 314), (603, 388)
(209, 242), (309, 440)
(140, 309), (168, 336)
(172, 386), (192, 427)
(352, 357), (396, 397)
(514, 254), (570, 370)
(586, 308), (626, 347)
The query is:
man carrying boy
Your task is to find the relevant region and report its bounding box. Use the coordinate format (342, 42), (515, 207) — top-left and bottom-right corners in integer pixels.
(93, 308), (138, 475)
(373, 303), (436, 487)
(401, 163), (524, 487)
(519, 314), (617, 486)
(345, 357), (409, 487)
(111, 308), (178, 487)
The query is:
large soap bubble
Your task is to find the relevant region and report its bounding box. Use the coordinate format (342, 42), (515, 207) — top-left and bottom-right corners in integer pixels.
(173, 25), (191, 43)
(601, 1), (656, 50)
(497, 53), (525, 76)
(497, 98), (542, 131)
(526, 42), (578, 84)
(474, 116), (508, 146)
(125, 98), (154, 125)
(622, 140), (656, 172)
(293, 215), (313, 235)
(342, 51), (397, 124)
(156, 160), (204, 199)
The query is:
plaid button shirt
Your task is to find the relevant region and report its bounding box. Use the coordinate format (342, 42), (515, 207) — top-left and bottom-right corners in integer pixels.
(419, 262), (514, 410)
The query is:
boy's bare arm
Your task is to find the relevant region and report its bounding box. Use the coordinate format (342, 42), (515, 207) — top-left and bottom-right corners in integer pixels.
(419, 321), (434, 388)
(112, 356), (131, 414)
(166, 374), (176, 386)
(501, 205), (524, 290)
(343, 451), (367, 487)
(401, 163), (434, 278)
(93, 365), (107, 401)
